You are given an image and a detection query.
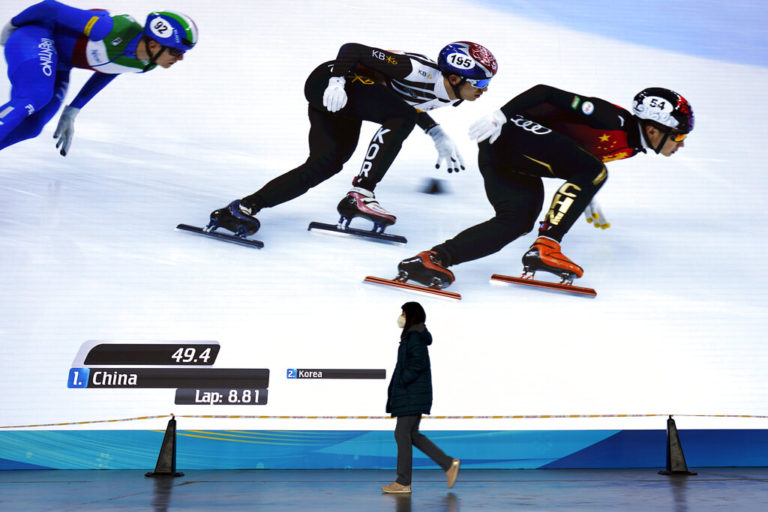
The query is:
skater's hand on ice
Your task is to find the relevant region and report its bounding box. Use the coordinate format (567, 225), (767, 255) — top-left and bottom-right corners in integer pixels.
(53, 105), (80, 157)
(468, 109), (507, 144)
(584, 200), (610, 229)
(0, 21), (17, 46)
(323, 76), (347, 112)
(427, 125), (465, 173)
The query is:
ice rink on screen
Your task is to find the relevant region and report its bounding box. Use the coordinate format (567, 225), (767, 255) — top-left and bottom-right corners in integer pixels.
(0, 0), (767, 431)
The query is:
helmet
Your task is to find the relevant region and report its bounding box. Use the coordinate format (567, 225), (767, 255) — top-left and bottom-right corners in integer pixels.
(437, 41), (498, 88)
(144, 11), (198, 52)
(632, 87), (694, 134)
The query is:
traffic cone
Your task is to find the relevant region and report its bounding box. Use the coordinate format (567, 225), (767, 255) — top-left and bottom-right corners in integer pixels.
(658, 415), (697, 475)
(145, 415), (184, 477)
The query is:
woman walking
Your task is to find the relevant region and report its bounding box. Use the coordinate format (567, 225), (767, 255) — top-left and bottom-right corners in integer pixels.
(383, 301), (460, 494)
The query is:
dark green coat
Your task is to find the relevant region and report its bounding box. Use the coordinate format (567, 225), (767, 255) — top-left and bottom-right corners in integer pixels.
(386, 324), (433, 417)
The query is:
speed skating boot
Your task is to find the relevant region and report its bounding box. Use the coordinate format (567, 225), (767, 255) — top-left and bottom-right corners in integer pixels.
(207, 200), (260, 236)
(337, 187), (396, 228)
(521, 236), (584, 279)
(397, 250), (455, 288)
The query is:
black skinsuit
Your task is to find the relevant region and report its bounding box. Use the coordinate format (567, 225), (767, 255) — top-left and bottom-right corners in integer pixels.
(241, 43), (461, 212)
(433, 84), (645, 267)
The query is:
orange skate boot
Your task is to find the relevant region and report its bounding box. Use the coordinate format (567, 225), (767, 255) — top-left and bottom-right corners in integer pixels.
(521, 237), (583, 283)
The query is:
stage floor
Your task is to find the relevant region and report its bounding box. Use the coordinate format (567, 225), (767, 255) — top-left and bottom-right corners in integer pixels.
(1, 468), (767, 511)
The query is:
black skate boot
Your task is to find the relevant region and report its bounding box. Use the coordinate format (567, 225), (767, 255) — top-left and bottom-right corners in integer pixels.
(207, 200), (260, 237)
(397, 251), (455, 288)
(337, 187), (396, 232)
(521, 236), (583, 282)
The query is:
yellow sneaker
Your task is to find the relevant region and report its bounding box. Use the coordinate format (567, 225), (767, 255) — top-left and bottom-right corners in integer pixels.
(446, 459), (461, 488)
(381, 482), (412, 494)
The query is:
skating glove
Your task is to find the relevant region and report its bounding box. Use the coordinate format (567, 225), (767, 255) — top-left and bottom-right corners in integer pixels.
(322, 76), (347, 112)
(0, 21), (18, 46)
(53, 105), (80, 157)
(468, 109), (507, 144)
(427, 125), (465, 173)
(584, 200), (610, 229)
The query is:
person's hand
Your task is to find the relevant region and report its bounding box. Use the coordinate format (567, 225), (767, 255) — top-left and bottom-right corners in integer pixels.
(468, 109), (507, 144)
(53, 105), (80, 156)
(0, 21), (18, 46)
(427, 125), (465, 173)
(322, 76), (347, 112)
(584, 200), (610, 229)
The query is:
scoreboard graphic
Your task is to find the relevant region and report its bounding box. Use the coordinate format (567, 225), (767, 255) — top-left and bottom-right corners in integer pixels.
(68, 341), (270, 405)
(67, 341), (387, 407)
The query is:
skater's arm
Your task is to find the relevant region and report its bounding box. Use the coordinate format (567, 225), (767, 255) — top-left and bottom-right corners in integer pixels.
(330, 42), (413, 80)
(12, 0), (112, 40)
(500, 84), (628, 130)
(416, 112), (438, 132)
(69, 72), (118, 109)
(53, 72), (116, 156)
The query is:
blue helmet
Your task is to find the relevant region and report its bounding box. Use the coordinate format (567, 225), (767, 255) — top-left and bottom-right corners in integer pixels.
(144, 11), (198, 52)
(437, 41), (498, 88)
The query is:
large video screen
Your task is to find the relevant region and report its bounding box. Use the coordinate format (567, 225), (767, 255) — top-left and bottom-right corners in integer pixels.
(1, 0), (766, 436)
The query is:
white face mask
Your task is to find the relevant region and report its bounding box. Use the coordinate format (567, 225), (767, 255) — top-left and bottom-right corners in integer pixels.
(397, 314), (406, 328)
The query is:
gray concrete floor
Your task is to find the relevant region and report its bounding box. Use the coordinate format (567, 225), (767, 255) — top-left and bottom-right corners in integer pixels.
(1, 468), (767, 511)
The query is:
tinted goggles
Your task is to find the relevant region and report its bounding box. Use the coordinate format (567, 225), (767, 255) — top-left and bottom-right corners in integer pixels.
(670, 131), (688, 143)
(165, 46), (185, 57)
(465, 76), (492, 89)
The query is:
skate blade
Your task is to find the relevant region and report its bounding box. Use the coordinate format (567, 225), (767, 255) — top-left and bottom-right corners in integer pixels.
(491, 273), (596, 297)
(177, 224), (264, 249)
(308, 222), (407, 245)
(363, 276), (461, 300)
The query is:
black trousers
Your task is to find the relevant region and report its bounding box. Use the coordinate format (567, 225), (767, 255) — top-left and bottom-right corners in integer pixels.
(242, 64), (417, 212)
(433, 119), (607, 266)
(394, 415), (452, 486)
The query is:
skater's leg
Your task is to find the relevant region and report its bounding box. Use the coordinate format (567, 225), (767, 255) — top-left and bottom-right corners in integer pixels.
(0, 26), (60, 150)
(537, 159), (607, 242)
(433, 158), (544, 266)
(343, 79), (417, 192)
(332, 82), (417, 226)
(241, 105), (361, 211)
(0, 70), (68, 150)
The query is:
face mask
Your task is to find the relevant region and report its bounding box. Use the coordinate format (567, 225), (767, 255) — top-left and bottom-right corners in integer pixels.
(397, 315), (406, 328)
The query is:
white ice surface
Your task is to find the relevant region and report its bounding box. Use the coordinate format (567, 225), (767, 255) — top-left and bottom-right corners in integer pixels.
(0, 0), (767, 431)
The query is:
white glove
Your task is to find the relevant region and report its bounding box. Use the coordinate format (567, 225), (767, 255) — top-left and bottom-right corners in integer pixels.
(427, 125), (465, 173)
(53, 105), (80, 156)
(322, 76), (347, 112)
(584, 199), (610, 229)
(468, 109), (507, 144)
(0, 21), (18, 46)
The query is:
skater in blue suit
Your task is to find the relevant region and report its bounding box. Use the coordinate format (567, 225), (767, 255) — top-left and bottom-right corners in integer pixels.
(0, 0), (197, 155)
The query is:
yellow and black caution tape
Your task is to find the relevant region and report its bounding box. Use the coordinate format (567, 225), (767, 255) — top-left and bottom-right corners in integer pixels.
(2, 412), (768, 429)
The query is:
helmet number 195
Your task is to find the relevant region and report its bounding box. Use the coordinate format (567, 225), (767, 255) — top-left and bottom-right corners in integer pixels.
(446, 53), (475, 69)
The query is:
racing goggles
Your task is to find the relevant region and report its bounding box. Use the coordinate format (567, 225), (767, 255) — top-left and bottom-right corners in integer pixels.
(165, 46), (185, 57)
(464, 76), (492, 89)
(669, 131), (688, 143)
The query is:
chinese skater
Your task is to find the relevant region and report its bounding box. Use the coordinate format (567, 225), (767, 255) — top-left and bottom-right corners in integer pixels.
(396, 84), (694, 288)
